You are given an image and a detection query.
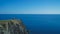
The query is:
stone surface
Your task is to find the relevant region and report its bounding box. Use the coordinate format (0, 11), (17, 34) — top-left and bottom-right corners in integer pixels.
(0, 19), (29, 34)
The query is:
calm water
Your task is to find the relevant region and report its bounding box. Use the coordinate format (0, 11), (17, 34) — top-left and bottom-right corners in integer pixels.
(0, 14), (60, 34)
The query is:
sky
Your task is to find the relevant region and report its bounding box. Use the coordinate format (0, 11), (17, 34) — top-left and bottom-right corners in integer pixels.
(0, 0), (60, 14)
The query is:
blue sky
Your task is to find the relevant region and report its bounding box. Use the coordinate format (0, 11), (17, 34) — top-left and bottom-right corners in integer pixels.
(0, 0), (60, 14)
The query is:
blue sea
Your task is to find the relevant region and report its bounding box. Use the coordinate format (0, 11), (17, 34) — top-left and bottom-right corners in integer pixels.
(0, 14), (60, 34)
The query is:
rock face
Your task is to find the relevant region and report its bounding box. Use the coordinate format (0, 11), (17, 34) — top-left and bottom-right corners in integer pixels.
(0, 19), (29, 34)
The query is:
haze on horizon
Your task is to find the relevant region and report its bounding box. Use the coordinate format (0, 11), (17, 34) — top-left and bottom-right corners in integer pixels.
(0, 0), (60, 14)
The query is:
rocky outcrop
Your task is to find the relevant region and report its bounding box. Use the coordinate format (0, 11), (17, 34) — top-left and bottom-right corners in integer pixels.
(0, 19), (29, 34)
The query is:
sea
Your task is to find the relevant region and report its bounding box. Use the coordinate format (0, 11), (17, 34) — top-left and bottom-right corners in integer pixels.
(0, 14), (60, 34)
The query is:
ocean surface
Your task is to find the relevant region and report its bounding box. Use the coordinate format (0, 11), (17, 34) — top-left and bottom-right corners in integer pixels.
(0, 14), (60, 34)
